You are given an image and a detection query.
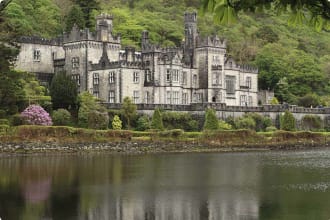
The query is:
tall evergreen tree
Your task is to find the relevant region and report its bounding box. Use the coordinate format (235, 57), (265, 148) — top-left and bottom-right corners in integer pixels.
(151, 108), (164, 130)
(65, 4), (85, 32)
(203, 108), (219, 130)
(50, 72), (78, 110)
(74, 0), (99, 29)
(121, 97), (137, 129)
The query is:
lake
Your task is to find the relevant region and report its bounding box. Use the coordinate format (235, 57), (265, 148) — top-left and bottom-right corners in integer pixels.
(1, 149), (330, 220)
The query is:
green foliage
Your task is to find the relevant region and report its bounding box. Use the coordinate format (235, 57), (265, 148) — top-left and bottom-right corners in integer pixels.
(0, 119), (9, 125)
(112, 115), (122, 130)
(235, 117), (256, 130)
(11, 114), (23, 126)
(50, 72), (78, 110)
(78, 92), (108, 129)
(243, 113), (272, 132)
(136, 115), (150, 131)
(151, 108), (164, 130)
(280, 110), (296, 131)
(265, 126), (277, 132)
(218, 120), (232, 130)
(3, 0), (62, 38)
(301, 115), (322, 131)
(0, 110), (6, 119)
(298, 93), (321, 108)
(52, 109), (72, 126)
(88, 110), (109, 130)
(75, 0), (99, 29)
(270, 97), (279, 105)
(162, 111), (198, 131)
(203, 108), (219, 130)
(121, 97), (137, 129)
(0, 124), (9, 135)
(65, 4), (85, 32)
(158, 129), (184, 138)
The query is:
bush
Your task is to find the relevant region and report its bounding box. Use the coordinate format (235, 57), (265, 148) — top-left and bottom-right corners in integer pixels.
(162, 111), (198, 131)
(218, 120), (232, 130)
(280, 110), (296, 131)
(270, 97), (279, 105)
(112, 115), (122, 130)
(11, 114), (24, 126)
(136, 115), (150, 131)
(203, 108), (219, 130)
(0, 109), (6, 119)
(151, 108), (164, 130)
(298, 93), (321, 108)
(235, 117), (256, 130)
(301, 115), (322, 131)
(88, 111), (109, 130)
(52, 109), (72, 126)
(158, 129), (184, 138)
(0, 124), (9, 135)
(243, 113), (272, 131)
(0, 119), (9, 125)
(20, 105), (52, 126)
(265, 126), (277, 132)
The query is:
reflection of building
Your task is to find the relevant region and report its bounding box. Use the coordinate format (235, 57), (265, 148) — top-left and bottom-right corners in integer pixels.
(77, 154), (260, 220)
(15, 12), (258, 106)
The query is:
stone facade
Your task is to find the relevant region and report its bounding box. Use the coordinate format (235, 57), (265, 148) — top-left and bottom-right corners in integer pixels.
(15, 12), (259, 106)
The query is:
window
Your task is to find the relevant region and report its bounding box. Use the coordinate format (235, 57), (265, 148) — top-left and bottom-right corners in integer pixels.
(109, 72), (115, 84)
(246, 76), (252, 89)
(71, 74), (80, 86)
(93, 90), (99, 98)
(182, 93), (188, 104)
(145, 69), (151, 82)
(166, 91), (171, 104)
(194, 93), (203, 102)
(182, 71), (187, 85)
(33, 49), (41, 61)
(193, 74), (197, 87)
(225, 75), (236, 95)
(240, 95), (247, 106)
(172, 70), (179, 82)
(133, 91), (139, 103)
(144, 91), (150, 104)
(93, 73), (99, 85)
(248, 96), (253, 106)
(212, 72), (221, 85)
(133, 72), (139, 83)
(166, 69), (171, 82)
(108, 91), (115, 103)
(173, 91), (180, 104)
(72, 57), (79, 68)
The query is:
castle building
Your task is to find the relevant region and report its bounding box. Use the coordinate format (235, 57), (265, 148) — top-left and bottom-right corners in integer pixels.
(15, 12), (258, 107)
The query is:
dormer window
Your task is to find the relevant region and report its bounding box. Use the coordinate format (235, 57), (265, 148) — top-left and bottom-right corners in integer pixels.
(33, 49), (41, 62)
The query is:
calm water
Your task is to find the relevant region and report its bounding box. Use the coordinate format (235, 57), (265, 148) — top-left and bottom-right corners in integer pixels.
(1, 150), (330, 220)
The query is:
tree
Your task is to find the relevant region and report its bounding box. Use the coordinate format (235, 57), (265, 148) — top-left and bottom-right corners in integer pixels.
(77, 92), (109, 129)
(203, 108), (219, 130)
(50, 72), (78, 110)
(121, 97), (137, 129)
(65, 4), (85, 32)
(201, 0), (330, 30)
(52, 109), (72, 126)
(151, 108), (164, 130)
(75, 0), (100, 29)
(112, 115), (122, 130)
(280, 110), (296, 131)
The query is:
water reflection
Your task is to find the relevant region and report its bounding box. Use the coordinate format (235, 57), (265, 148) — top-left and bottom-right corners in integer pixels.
(1, 150), (330, 219)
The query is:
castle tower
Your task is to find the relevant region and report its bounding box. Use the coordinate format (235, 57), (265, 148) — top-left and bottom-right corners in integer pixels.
(96, 14), (113, 42)
(141, 30), (150, 51)
(183, 11), (198, 67)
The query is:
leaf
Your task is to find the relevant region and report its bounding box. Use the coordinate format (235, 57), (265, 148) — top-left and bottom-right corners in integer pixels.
(213, 3), (237, 26)
(288, 9), (305, 26)
(310, 15), (324, 32)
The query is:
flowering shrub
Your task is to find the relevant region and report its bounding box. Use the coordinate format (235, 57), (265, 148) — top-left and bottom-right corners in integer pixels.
(21, 105), (52, 126)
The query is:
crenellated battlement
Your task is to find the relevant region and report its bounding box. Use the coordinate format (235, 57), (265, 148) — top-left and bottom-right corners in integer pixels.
(19, 36), (63, 46)
(197, 36), (226, 48)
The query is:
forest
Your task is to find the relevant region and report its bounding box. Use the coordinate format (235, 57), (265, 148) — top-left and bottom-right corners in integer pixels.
(1, 0), (330, 106)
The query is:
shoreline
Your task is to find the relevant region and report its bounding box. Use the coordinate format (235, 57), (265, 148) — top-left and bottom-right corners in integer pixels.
(1, 125), (330, 155)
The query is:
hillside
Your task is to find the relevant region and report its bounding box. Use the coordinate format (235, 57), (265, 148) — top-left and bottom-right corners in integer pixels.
(3, 0), (330, 105)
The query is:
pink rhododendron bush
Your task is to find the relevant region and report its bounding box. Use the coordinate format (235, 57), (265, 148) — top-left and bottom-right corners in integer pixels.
(21, 105), (52, 126)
